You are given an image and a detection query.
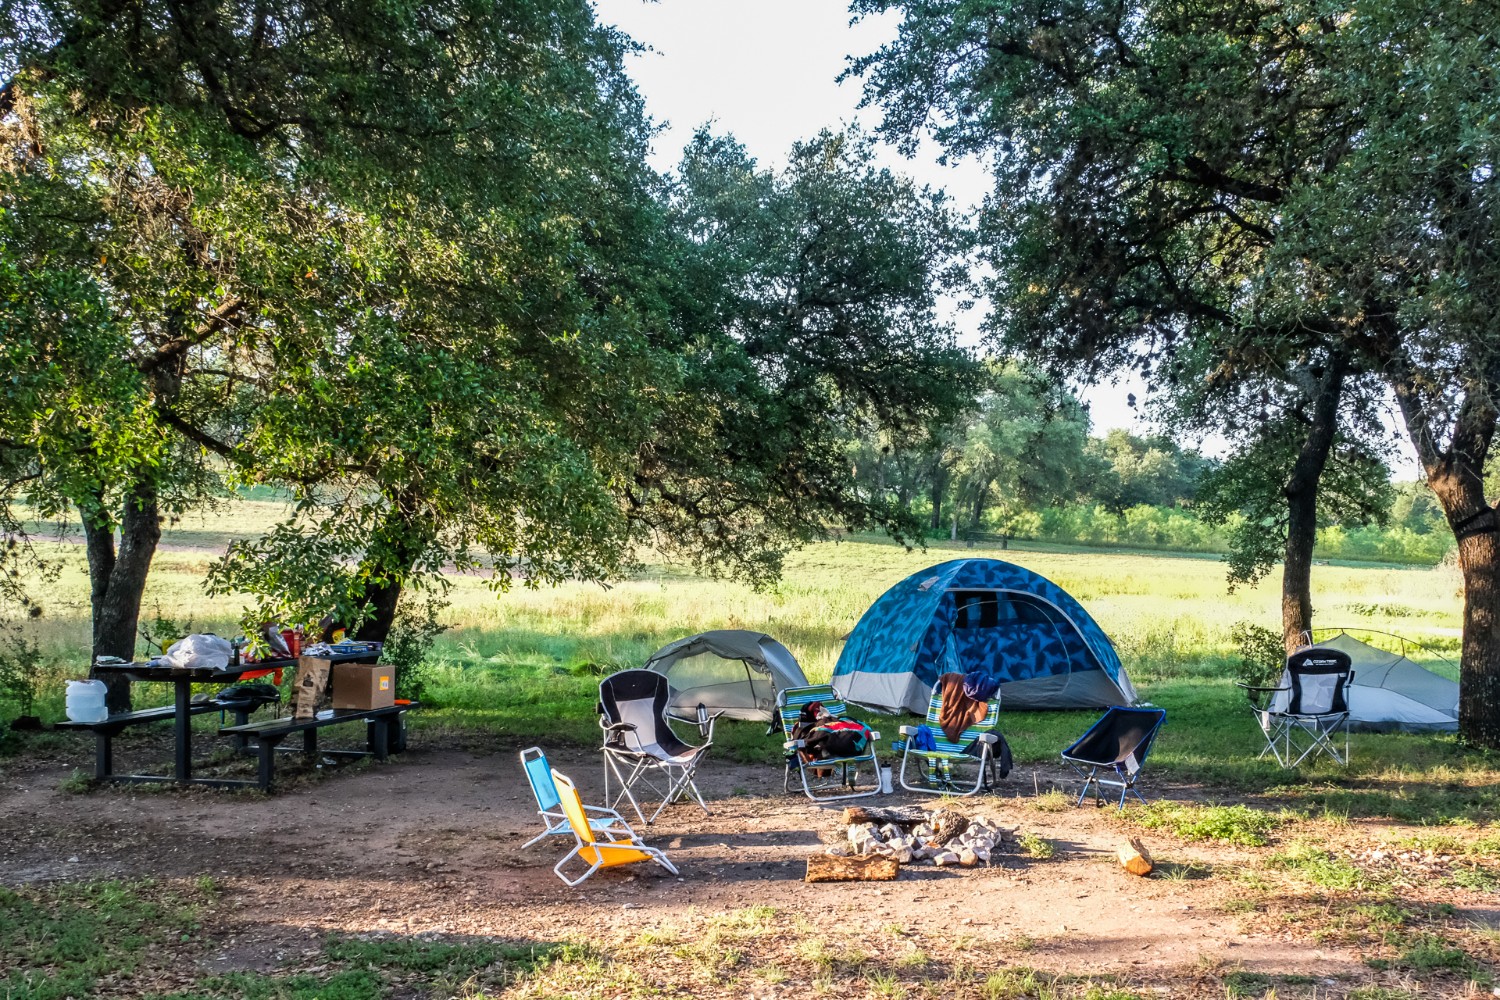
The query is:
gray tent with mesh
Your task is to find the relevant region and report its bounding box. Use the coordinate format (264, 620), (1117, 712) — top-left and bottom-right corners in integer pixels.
(644, 630), (809, 723)
(1301, 631), (1459, 733)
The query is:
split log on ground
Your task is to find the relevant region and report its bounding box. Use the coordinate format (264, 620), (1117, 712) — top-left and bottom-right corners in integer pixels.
(930, 810), (969, 845)
(807, 853), (901, 883)
(842, 805), (931, 826)
(1117, 838), (1154, 877)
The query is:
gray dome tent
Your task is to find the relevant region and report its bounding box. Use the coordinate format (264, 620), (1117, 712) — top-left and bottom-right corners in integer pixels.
(644, 630), (809, 723)
(1300, 630), (1459, 733)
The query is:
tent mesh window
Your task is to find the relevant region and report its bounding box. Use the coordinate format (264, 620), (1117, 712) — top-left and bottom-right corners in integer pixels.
(952, 591), (1057, 628)
(664, 653), (770, 712)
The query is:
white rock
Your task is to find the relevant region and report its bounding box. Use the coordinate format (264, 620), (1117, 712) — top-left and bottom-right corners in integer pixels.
(895, 847), (913, 864)
(826, 844), (851, 857)
(933, 851), (959, 867)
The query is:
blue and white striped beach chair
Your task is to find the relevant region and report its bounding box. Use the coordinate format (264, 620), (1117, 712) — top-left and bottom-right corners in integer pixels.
(776, 685), (883, 801)
(893, 684), (1001, 796)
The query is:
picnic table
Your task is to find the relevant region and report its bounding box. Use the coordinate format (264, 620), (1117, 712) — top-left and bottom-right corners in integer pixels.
(59, 650), (378, 788)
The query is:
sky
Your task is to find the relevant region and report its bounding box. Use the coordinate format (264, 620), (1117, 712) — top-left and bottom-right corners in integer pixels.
(590, 0), (1419, 475)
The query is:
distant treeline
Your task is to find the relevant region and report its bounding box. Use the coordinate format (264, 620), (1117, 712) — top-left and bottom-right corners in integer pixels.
(922, 486), (1452, 567)
(848, 373), (1452, 568)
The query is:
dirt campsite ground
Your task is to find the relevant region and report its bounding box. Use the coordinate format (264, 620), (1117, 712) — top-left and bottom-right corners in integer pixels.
(2, 726), (1496, 999)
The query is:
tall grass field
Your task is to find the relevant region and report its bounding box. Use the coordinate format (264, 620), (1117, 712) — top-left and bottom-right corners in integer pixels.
(7, 499), (1492, 818)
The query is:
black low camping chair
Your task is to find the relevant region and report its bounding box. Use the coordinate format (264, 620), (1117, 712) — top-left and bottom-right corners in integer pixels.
(1060, 706), (1167, 811)
(1238, 648), (1355, 767)
(598, 669), (720, 824)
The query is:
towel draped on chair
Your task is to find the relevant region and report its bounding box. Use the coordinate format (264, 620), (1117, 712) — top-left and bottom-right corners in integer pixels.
(937, 671), (989, 741)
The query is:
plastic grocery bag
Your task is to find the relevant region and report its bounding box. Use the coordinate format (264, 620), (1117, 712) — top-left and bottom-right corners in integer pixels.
(161, 633), (234, 670)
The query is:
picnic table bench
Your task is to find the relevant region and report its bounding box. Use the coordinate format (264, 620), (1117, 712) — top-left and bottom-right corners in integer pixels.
(220, 702), (417, 792)
(55, 699), (265, 784)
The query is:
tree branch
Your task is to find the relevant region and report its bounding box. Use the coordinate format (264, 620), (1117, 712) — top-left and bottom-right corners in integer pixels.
(154, 406), (255, 468)
(135, 297), (245, 374)
(1165, 156), (1286, 204)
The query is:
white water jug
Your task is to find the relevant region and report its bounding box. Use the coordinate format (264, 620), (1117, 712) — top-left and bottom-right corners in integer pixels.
(65, 679), (109, 724)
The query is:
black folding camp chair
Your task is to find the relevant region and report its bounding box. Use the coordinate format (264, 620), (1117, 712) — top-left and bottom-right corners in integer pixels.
(1239, 648), (1355, 767)
(598, 669), (719, 824)
(1060, 706), (1167, 811)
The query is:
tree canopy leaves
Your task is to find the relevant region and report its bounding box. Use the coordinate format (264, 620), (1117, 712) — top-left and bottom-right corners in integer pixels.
(2, 1), (984, 647)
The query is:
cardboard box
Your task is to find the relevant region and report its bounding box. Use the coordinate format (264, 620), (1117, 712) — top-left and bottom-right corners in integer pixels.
(330, 663), (396, 710)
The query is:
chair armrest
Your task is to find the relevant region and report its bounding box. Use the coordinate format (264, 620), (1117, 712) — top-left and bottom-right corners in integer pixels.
(701, 709), (724, 741)
(1235, 683), (1290, 693)
(868, 730), (881, 742)
(597, 825), (643, 845)
(783, 739), (805, 750)
(600, 721), (636, 733)
(581, 804), (626, 819)
(898, 725), (916, 737)
(976, 732), (998, 744)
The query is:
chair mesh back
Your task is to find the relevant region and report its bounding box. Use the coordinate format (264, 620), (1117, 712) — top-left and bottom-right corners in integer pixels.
(521, 747), (559, 811)
(599, 670), (692, 757)
(1286, 648), (1353, 715)
(1063, 707), (1167, 774)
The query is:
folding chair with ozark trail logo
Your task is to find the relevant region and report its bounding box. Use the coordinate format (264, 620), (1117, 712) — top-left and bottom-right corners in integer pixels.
(597, 669), (719, 824)
(1239, 648), (1355, 767)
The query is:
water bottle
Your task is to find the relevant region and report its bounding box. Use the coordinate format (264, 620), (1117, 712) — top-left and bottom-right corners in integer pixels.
(65, 679), (109, 724)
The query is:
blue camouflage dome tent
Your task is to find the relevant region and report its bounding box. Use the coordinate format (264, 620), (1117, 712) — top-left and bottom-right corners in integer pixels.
(832, 558), (1137, 713)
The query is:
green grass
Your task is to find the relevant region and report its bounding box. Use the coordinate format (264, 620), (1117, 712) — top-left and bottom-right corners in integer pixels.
(1398, 934), (1477, 975)
(1265, 841), (1375, 892)
(152, 970), (386, 1000)
(0, 879), (559, 1000)
(1135, 803), (1288, 846)
(1018, 832), (1056, 859)
(0, 879), (213, 999)
(1222, 970), (1317, 997)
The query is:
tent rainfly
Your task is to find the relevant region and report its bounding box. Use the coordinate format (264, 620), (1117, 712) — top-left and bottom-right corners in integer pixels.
(643, 630), (809, 723)
(832, 558), (1136, 714)
(1298, 631), (1459, 733)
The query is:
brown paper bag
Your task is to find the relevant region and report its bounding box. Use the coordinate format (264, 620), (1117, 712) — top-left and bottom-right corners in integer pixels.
(290, 656), (332, 719)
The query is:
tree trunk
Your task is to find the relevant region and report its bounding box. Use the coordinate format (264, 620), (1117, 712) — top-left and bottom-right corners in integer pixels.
(1391, 378), (1500, 748)
(804, 853), (900, 882)
(1429, 467), (1500, 748)
(82, 481), (163, 712)
(929, 469), (945, 531)
(969, 484), (988, 534)
(1280, 361), (1346, 652)
(354, 576), (405, 645)
(352, 491), (429, 644)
